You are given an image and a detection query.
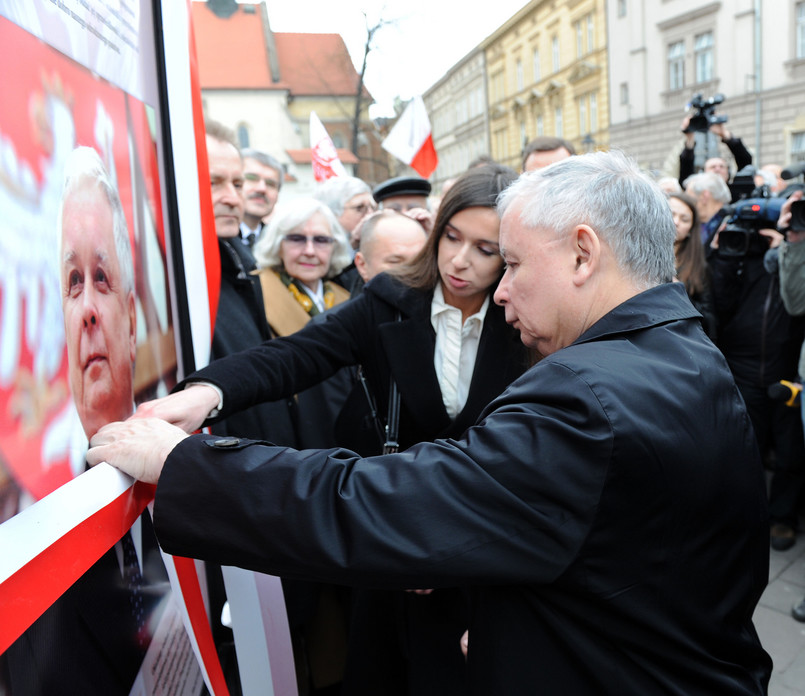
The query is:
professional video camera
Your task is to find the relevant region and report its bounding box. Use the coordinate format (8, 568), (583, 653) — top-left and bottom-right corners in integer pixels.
(684, 93), (728, 133)
(718, 195), (785, 258)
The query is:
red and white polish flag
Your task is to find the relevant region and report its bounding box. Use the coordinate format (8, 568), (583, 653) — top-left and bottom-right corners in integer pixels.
(381, 95), (438, 179)
(310, 111), (347, 182)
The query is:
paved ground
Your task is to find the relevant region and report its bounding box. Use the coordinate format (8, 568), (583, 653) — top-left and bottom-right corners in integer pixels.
(756, 531), (805, 695)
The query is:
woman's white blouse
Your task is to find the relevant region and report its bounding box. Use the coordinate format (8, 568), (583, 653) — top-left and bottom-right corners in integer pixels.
(430, 284), (489, 420)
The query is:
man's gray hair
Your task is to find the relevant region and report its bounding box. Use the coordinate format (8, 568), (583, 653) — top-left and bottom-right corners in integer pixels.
(57, 146), (134, 296)
(683, 171), (732, 205)
(241, 148), (284, 190)
(254, 197), (353, 278)
(314, 176), (372, 216)
(498, 150), (676, 289)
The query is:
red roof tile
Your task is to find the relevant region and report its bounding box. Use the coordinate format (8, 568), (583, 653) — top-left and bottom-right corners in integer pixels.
(274, 33), (362, 96)
(190, 2), (285, 89)
(190, 2), (371, 99)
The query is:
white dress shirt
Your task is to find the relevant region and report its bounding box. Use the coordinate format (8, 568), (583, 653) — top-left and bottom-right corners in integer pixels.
(430, 284), (489, 419)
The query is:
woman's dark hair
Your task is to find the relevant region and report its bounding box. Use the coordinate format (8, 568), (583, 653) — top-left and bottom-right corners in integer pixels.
(390, 164), (518, 290)
(669, 192), (708, 296)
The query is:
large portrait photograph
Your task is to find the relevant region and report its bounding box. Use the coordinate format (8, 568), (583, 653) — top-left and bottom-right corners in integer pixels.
(0, 4), (201, 694)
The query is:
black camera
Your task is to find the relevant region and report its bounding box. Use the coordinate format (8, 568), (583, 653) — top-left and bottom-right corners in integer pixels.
(684, 93), (728, 133)
(718, 196), (785, 258)
(791, 200), (805, 231)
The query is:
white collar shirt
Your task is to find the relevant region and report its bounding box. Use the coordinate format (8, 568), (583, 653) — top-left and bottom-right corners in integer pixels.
(430, 284), (489, 420)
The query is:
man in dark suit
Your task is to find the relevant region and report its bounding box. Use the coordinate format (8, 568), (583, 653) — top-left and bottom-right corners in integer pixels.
(90, 150), (772, 695)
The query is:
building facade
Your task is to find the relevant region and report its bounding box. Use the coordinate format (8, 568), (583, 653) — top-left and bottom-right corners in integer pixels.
(424, 48), (491, 192)
(607, 0), (805, 177)
(191, 0), (388, 195)
(481, 0), (610, 172)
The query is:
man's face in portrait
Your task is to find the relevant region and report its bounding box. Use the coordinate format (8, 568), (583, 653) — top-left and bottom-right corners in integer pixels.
(61, 183), (136, 439)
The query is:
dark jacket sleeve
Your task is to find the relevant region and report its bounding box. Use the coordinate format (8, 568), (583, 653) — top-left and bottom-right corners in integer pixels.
(724, 136), (752, 172)
(679, 145), (695, 188)
(181, 291), (383, 423)
(153, 361), (611, 590)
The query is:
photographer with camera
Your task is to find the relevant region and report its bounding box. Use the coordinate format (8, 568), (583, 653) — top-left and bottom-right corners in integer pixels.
(774, 190), (805, 620)
(678, 94), (752, 191)
(709, 186), (805, 553)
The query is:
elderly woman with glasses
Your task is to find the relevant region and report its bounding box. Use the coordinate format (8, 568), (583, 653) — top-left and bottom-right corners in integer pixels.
(253, 197), (353, 336)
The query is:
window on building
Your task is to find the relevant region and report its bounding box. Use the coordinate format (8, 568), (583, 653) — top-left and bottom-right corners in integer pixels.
(533, 48), (540, 81)
(792, 131), (805, 162)
(491, 71), (504, 102)
(668, 40), (685, 91)
(332, 134), (344, 148)
(537, 114), (544, 136)
(590, 92), (598, 131)
(520, 121), (527, 148)
(578, 97), (587, 134)
(552, 36), (560, 72)
(587, 14), (595, 52)
(620, 82), (629, 105)
(575, 21), (583, 58)
(618, 0), (627, 18)
(495, 129), (508, 159)
(457, 97), (469, 125)
(555, 107), (563, 137)
(516, 59), (524, 91)
(694, 31), (714, 83)
(237, 123), (250, 149)
(797, 2), (805, 59)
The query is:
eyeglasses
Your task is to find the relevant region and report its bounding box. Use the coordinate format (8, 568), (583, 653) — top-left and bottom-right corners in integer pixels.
(345, 203), (377, 215)
(244, 172), (280, 189)
(283, 234), (335, 248)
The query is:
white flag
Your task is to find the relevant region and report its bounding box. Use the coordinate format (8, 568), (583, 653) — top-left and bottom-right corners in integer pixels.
(382, 96), (438, 178)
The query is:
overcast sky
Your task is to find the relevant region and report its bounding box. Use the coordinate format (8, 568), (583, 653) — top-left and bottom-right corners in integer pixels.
(264, 0), (530, 117)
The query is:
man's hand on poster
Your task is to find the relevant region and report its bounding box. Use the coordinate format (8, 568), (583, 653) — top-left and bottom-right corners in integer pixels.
(87, 417), (187, 484)
(132, 382), (221, 433)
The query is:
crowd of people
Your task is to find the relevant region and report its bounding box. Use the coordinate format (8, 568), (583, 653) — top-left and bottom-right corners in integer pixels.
(62, 113), (805, 695)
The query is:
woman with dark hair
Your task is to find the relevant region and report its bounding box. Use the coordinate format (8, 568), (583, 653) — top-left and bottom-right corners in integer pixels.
(668, 192), (717, 338)
(135, 164), (528, 695)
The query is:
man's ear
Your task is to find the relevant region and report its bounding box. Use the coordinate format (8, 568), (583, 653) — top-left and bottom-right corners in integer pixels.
(572, 225), (600, 287)
(354, 251), (370, 282)
(127, 291), (137, 364)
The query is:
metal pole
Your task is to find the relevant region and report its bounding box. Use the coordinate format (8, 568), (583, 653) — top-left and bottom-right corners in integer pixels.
(754, 0), (762, 165)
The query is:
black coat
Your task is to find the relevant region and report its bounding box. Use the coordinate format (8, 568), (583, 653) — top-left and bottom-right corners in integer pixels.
(709, 247), (804, 388)
(209, 238), (298, 446)
(155, 282), (771, 695)
(191, 272), (529, 453)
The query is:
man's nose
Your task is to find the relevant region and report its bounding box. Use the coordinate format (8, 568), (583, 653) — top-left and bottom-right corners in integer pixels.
(81, 288), (99, 327)
(221, 182), (242, 205)
(494, 273), (509, 306)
